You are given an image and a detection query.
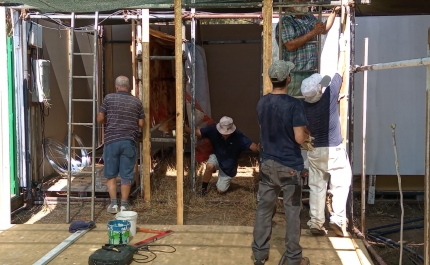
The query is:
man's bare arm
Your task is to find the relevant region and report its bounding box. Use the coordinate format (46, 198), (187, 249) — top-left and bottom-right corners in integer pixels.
(97, 112), (106, 124)
(322, 6), (340, 34)
(184, 126), (202, 138)
(293, 126), (310, 145)
(284, 21), (324, 51)
(249, 143), (260, 152)
(138, 119), (144, 128)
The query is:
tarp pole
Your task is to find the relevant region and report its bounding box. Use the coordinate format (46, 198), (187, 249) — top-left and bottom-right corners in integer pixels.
(175, 0), (184, 225)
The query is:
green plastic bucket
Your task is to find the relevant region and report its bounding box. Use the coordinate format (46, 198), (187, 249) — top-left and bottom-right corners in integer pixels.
(107, 220), (131, 244)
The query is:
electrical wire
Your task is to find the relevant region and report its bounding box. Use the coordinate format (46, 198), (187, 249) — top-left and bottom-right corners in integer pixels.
(133, 244), (176, 263)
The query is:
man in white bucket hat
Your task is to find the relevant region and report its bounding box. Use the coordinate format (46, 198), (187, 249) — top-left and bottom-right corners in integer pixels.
(300, 34), (352, 238)
(186, 116), (259, 196)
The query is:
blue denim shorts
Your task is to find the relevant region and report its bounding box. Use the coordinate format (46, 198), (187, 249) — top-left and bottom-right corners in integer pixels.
(103, 140), (137, 185)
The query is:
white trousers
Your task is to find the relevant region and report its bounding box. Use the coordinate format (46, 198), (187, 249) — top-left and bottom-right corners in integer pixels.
(307, 144), (352, 228)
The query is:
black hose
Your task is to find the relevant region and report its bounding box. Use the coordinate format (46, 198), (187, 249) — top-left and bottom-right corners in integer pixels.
(367, 233), (424, 262)
(367, 217), (424, 232)
(376, 224), (424, 236)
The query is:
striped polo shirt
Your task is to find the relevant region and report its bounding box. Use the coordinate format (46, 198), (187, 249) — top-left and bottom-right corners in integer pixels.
(99, 91), (145, 145)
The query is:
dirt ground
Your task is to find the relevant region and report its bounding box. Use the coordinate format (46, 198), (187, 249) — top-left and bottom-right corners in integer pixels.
(11, 153), (425, 265)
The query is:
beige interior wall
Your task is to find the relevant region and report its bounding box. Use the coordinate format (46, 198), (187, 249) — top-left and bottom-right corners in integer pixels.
(38, 20), (94, 178)
(199, 24), (262, 143)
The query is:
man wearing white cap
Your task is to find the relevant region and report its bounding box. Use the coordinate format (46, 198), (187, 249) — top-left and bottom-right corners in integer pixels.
(187, 116), (259, 196)
(300, 34), (351, 237)
(252, 60), (310, 265)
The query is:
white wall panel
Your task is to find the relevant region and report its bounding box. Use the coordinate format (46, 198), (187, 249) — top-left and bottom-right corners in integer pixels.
(353, 15), (430, 175)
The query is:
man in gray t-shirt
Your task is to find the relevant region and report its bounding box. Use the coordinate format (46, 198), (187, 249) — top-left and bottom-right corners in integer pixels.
(300, 35), (352, 237)
(97, 76), (145, 213)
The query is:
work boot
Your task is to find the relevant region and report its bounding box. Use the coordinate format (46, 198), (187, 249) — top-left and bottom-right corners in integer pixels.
(107, 204), (119, 214)
(198, 188), (208, 197)
(252, 255), (269, 265)
(309, 224), (327, 236)
(329, 221), (348, 237)
(300, 257), (310, 265)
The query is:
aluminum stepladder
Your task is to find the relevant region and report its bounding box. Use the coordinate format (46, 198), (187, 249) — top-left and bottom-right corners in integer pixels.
(66, 11), (99, 223)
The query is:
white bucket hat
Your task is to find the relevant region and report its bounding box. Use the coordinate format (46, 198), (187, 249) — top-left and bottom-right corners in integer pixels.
(301, 73), (331, 103)
(216, 116), (236, 135)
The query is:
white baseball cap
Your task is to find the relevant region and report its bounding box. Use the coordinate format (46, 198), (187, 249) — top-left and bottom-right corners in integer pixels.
(301, 73), (331, 99)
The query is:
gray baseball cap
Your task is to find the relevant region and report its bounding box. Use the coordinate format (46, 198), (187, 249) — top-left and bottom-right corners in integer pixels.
(268, 60), (295, 82)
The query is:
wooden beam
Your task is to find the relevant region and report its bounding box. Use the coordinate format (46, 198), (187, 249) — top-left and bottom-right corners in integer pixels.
(175, 0), (184, 225)
(262, 0), (273, 95)
(142, 9), (151, 202)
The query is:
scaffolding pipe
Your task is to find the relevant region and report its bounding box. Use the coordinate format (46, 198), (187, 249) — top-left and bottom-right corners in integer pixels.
(361, 37), (368, 233)
(347, 6), (355, 233)
(90, 11), (99, 222)
(66, 12), (75, 223)
(355, 56), (430, 72)
(353, 227), (388, 265)
(190, 4), (196, 192)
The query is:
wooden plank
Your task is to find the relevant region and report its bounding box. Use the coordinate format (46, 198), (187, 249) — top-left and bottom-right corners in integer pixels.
(0, 224), (373, 265)
(339, 6), (350, 149)
(174, 0), (184, 225)
(262, 0), (273, 95)
(142, 9), (151, 202)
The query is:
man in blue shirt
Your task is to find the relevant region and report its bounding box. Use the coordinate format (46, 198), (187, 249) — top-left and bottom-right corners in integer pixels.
(300, 34), (352, 237)
(187, 116), (259, 196)
(252, 60), (310, 265)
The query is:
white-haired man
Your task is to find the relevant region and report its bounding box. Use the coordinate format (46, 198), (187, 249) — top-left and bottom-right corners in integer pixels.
(300, 35), (351, 237)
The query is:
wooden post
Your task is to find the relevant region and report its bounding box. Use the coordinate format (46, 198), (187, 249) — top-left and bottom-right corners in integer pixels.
(424, 27), (430, 265)
(262, 0), (273, 95)
(175, 0), (184, 225)
(142, 9), (151, 202)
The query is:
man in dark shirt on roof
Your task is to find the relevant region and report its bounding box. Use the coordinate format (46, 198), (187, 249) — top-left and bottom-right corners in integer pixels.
(300, 34), (352, 237)
(187, 116), (259, 196)
(97, 75), (145, 213)
(252, 60), (310, 265)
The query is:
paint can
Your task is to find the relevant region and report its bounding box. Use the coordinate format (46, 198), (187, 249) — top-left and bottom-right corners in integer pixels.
(115, 211), (138, 236)
(107, 220), (131, 244)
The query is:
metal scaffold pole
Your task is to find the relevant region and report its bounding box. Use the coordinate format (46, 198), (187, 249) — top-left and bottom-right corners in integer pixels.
(190, 3), (196, 192)
(66, 12), (75, 224)
(90, 11), (99, 221)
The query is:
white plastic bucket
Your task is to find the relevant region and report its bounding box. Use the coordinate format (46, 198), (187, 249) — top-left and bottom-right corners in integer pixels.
(115, 211), (138, 236)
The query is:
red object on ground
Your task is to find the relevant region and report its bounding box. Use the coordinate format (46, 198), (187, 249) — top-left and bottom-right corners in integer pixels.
(132, 230), (174, 247)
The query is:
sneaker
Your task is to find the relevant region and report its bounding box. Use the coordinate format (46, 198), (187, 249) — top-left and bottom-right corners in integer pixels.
(198, 188), (208, 197)
(309, 224), (327, 236)
(107, 204), (119, 214)
(120, 205), (131, 211)
(329, 221), (347, 237)
(300, 257), (310, 265)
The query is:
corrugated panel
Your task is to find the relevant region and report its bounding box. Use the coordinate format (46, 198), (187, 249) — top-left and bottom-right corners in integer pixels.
(353, 15), (429, 175)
